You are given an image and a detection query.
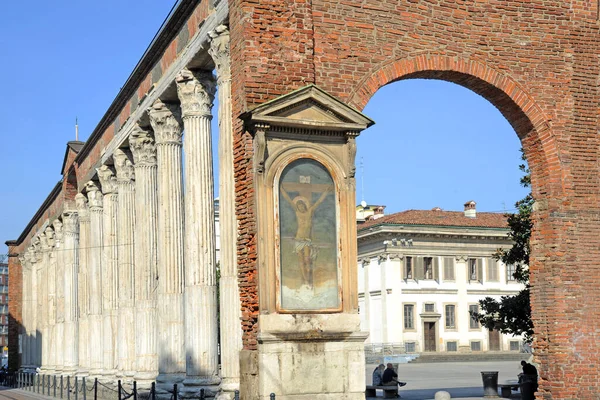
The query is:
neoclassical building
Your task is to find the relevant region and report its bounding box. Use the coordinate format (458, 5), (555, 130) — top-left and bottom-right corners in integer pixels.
(358, 202), (525, 353)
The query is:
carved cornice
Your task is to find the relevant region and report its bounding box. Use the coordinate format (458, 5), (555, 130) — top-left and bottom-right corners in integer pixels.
(44, 226), (55, 250)
(114, 149), (136, 184)
(175, 69), (216, 119)
(75, 193), (89, 221)
(455, 255), (469, 262)
(53, 219), (64, 244)
(85, 181), (103, 210)
(208, 25), (231, 83)
(97, 165), (118, 194)
(130, 125), (157, 167)
(62, 211), (79, 235)
(148, 99), (183, 146)
(378, 253), (389, 263)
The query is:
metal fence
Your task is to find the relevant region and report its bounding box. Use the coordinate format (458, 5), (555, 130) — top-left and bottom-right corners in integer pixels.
(1, 373), (278, 400)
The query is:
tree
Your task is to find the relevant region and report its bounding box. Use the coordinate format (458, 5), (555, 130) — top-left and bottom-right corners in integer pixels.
(471, 151), (534, 342)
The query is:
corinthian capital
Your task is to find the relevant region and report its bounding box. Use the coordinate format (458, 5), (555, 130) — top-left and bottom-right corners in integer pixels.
(44, 226), (56, 250)
(97, 165), (118, 194)
(62, 211), (79, 235)
(85, 181), (103, 210)
(148, 99), (183, 146)
(75, 193), (89, 220)
(130, 125), (157, 167)
(175, 69), (216, 119)
(53, 219), (64, 244)
(114, 149), (135, 183)
(208, 25), (231, 83)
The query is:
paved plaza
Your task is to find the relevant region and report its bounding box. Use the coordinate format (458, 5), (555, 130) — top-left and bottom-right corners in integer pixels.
(366, 360), (523, 399)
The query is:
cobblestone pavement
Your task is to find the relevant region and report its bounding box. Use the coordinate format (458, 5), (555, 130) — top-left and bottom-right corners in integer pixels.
(366, 360), (524, 399)
(0, 387), (55, 400)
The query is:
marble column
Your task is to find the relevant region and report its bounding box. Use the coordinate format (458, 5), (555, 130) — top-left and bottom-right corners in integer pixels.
(45, 226), (57, 373)
(148, 99), (186, 388)
(75, 193), (90, 376)
(53, 219), (65, 373)
(98, 166), (119, 378)
(63, 211), (80, 375)
(38, 233), (50, 371)
(114, 149), (137, 378)
(209, 25), (242, 396)
(86, 181), (105, 376)
(130, 126), (159, 385)
(176, 69), (219, 395)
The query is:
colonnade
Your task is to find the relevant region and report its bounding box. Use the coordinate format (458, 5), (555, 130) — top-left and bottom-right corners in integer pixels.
(17, 26), (240, 397)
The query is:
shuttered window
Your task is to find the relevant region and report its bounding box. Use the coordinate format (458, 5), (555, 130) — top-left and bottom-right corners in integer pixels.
(469, 304), (480, 329)
(445, 304), (456, 329)
(487, 258), (499, 282)
(403, 304), (415, 329)
(443, 257), (455, 281)
(468, 258), (483, 283)
(424, 257), (433, 279)
(405, 257), (413, 279)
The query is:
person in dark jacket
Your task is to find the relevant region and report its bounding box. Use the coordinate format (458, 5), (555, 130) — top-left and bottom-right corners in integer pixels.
(382, 363), (407, 387)
(521, 360), (538, 376)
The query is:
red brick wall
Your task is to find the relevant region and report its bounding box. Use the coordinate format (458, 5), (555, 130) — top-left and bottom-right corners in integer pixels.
(6, 249), (21, 372)
(230, 1), (600, 397)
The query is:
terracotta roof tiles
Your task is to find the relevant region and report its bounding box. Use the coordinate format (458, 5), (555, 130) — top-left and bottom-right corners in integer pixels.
(358, 209), (509, 230)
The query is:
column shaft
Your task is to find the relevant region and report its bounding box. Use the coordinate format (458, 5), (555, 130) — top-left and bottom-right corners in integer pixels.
(131, 128), (159, 384)
(86, 181), (104, 375)
(63, 211), (80, 374)
(209, 26), (242, 394)
(177, 69), (219, 392)
(98, 166), (119, 378)
(115, 150), (137, 377)
(76, 194), (90, 376)
(149, 100), (186, 386)
(54, 219), (65, 373)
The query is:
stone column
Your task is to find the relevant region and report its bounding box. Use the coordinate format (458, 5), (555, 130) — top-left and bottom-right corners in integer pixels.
(44, 226), (57, 373)
(148, 99), (186, 389)
(130, 126), (159, 385)
(209, 25), (242, 396)
(98, 166), (119, 378)
(63, 211), (80, 375)
(38, 233), (49, 371)
(86, 181), (104, 376)
(114, 149), (137, 378)
(75, 193), (90, 376)
(176, 69), (219, 395)
(53, 219), (65, 373)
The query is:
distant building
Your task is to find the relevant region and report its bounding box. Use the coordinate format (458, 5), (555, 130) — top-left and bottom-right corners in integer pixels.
(357, 201), (525, 353)
(0, 262), (7, 352)
(356, 202), (386, 224)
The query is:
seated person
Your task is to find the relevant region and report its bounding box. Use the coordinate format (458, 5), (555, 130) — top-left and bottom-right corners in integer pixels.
(372, 364), (385, 386)
(382, 363), (407, 387)
(521, 360), (538, 376)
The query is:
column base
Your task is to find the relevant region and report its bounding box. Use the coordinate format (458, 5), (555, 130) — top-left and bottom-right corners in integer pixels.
(180, 376), (220, 398)
(133, 371), (159, 390)
(219, 377), (240, 393)
(156, 373), (185, 398)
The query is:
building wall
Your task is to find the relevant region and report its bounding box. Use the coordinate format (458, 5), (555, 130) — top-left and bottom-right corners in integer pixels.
(358, 227), (524, 353)
(0, 263), (7, 350)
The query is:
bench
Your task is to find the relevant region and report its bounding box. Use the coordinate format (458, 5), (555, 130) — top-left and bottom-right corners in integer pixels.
(498, 380), (519, 398)
(365, 385), (398, 398)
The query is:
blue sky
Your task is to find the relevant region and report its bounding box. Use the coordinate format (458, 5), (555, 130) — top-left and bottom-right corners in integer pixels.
(0, 2), (527, 256)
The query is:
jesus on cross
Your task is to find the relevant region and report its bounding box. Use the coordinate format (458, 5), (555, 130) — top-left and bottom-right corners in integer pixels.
(280, 178), (333, 288)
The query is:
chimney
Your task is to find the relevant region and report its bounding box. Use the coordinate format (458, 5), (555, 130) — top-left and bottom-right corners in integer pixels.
(464, 200), (476, 218)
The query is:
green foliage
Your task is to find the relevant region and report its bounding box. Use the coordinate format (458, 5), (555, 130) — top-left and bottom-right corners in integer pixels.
(471, 150), (534, 343)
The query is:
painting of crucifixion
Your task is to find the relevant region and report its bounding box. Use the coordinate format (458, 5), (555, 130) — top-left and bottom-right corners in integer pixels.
(278, 158), (339, 311)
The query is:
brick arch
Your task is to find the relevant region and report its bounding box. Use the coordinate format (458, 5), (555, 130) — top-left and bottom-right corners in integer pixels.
(347, 54), (566, 200)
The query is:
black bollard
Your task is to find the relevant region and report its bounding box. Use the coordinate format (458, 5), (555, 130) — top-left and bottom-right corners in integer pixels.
(200, 388), (205, 400)
(82, 377), (87, 400)
(75, 376), (78, 400)
(270, 393), (276, 400)
(173, 383), (178, 400)
(150, 382), (156, 400)
(133, 381), (137, 400)
(234, 390), (240, 400)
(67, 376), (71, 400)
(118, 380), (122, 400)
(61, 375), (64, 399)
(94, 378), (98, 400)
(54, 375), (57, 397)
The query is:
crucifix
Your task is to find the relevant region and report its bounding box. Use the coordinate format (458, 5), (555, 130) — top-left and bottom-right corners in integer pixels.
(280, 176), (333, 288)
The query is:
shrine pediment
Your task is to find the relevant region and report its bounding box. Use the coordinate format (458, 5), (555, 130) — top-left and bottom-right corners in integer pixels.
(241, 84), (374, 133)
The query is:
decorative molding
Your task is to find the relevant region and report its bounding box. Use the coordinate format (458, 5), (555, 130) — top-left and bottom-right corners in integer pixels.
(401, 289), (459, 295)
(378, 253), (389, 262)
(75, 193), (89, 220)
(52, 219), (64, 244)
(254, 124), (269, 174)
(85, 181), (103, 210)
(129, 125), (157, 167)
(148, 99), (183, 146)
(455, 255), (469, 262)
(175, 68), (216, 118)
(62, 211), (79, 235)
(346, 136), (357, 178)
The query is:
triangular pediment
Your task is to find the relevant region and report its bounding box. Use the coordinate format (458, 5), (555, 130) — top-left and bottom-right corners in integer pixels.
(241, 85), (374, 133)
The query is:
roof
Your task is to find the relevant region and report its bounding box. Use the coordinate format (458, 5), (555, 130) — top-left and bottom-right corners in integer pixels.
(61, 141), (85, 174)
(358, 209), (509, 230)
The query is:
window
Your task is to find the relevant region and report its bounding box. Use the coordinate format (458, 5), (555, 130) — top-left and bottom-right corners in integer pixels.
(470, 341), (482, 351)
(405, 257), (413, 280)
(446, 341), (458, 352)
(424, 257), (433, 279)
(468, 258), (482, 282)
(469, 304), (480, 329)
(445, 305), (456, 329)
(443, 257), (455, 280)
(506, 264), (517, 281)
(403, 304), (414, 330)
(487, 258), (499, 282)
(510, 341), (521, 352)
(424, 303), (435, 312)
(405, 342), (416, 353)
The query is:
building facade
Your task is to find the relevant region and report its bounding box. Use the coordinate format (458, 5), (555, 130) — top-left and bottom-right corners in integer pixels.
(358, 202), (525, 353)
(0, 262), (7, 351)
